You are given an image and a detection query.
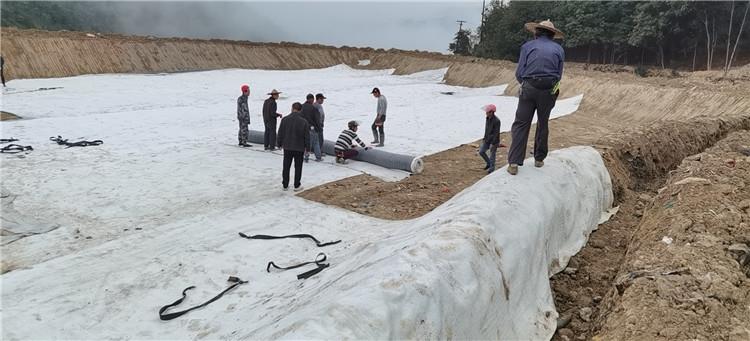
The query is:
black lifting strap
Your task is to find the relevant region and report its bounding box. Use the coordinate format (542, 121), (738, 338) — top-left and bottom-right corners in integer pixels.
(159, 276), (248, 321)
(0, 138), (19, 143)
(50, 135), (103, 148)
(266, 253), (330, 280)
(238, 232), (341, 247)
(1, 144), (33, 154)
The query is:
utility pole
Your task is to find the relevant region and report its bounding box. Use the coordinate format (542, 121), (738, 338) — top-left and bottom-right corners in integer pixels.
(480, 0), (486, 43)
(456, 20), (467, 32)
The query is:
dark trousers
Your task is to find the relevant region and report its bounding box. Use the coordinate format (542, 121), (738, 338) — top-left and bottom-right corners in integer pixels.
(264, 121), (277, 149)
(507, 82), (558, 165)
(1, 67), (5, 87)
(282, 150), (304, 189)
(339, 149), (359, 160)
(371, 115), (386, 143)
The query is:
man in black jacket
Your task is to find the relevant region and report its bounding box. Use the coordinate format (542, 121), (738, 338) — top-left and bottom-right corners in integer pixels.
(277, 102), (310, 191)
(479, 104), (501, 174)
(263, 89), (283, 150)
(301, 94), (323, 162)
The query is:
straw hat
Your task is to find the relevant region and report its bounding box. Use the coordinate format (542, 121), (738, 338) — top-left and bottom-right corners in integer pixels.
(524, 19), (564, 39)
(267, 89), (282, 95)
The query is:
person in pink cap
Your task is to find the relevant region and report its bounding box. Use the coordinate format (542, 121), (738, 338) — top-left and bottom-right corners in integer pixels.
(479, 104), (501, 174)
(237, 84), (251, 147)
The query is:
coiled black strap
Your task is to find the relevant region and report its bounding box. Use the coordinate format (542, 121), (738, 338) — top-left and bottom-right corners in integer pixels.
(266, 253), (330, 280)
(158, 276), (247, 321)
(50, 135), (103, 148)
(1, 144), (33, 154)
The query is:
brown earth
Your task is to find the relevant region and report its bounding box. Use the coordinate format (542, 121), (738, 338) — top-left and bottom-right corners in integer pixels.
(592, 131), (750, 340)
(550, 118), (750, 340)
(0, 111), (21, 121)
(3, 27), (750, 339)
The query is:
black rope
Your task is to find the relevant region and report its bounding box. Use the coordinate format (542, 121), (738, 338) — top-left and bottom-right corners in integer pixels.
(266, 253), (330, 280)
(0, 138), (19, 144)
(50, 135), (103, 148)
(158, 276), (248, 321)
(0, 144), (33, 154)
(238, 232), (341, 247)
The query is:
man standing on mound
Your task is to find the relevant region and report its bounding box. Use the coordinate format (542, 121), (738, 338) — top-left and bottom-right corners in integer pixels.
(507, 20), (565, 175)
(370, 87), (387, 147)
(278, 102), (310, 192)
(237, 84), (251, 147)
(479, 104), (501, 174)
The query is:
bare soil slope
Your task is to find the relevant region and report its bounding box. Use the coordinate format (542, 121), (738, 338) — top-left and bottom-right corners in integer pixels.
(594, 131), (750, 340)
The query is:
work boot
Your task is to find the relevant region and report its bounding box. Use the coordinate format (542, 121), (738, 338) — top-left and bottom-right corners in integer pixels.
(535, 160), (544, 168)
(507, 164), (519, 175)
(294, 186), (304, 192)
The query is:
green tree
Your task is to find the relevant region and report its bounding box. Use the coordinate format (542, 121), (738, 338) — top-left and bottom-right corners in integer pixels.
(1, 1), (117, 32)
(449, 29), (473, 55)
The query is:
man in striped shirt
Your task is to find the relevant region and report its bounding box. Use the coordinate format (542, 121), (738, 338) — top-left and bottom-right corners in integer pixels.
(335, 121), (370, 164)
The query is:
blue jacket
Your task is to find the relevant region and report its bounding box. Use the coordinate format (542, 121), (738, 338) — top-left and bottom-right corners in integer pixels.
(515, 36), (565, 83)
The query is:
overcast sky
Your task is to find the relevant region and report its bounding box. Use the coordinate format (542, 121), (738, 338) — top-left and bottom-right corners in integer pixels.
(100, 1), (484, 53)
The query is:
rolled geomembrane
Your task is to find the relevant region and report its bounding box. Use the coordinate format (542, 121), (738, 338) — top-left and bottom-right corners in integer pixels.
(247, 130), (424, 174)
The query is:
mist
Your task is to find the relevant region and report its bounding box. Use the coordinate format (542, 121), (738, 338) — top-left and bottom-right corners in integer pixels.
(93, 1), (483, 52)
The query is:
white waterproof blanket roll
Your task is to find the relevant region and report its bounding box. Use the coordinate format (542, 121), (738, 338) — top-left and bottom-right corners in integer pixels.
(247, 129), (424, 173)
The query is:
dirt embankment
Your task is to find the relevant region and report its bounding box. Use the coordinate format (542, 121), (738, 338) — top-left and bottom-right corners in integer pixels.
(594, 131), (750, 340)
(550, 117), (750, 340)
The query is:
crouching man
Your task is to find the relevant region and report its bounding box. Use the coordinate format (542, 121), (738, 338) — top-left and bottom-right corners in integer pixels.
(334, 120), (370, 164)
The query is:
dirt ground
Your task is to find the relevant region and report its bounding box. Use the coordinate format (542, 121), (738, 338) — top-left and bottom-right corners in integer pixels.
(593, 131), (750, 340)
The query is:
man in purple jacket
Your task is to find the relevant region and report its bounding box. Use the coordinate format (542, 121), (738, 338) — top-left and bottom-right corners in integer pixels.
(507, 20), (564, 175)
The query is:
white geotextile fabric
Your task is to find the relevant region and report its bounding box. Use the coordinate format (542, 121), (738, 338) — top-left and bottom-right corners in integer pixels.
(1, 146), (612, 340)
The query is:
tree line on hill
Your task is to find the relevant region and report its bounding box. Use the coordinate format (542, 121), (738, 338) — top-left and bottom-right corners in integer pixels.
(451, 1), (750, 73)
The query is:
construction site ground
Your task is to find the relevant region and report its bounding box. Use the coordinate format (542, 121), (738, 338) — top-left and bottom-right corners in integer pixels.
(2, 27), (750, 339)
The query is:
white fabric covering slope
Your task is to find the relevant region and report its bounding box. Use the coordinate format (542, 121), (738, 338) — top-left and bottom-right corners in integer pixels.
(1, 147), (612, 340)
